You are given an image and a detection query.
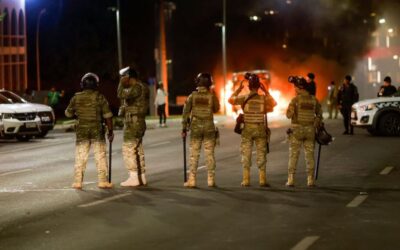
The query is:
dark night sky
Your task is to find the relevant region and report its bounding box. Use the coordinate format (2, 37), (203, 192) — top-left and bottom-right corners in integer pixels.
(25, 0), (398, 101)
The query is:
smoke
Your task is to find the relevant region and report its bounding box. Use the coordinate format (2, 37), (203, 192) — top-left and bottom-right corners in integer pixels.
(210, 0), (381, 102)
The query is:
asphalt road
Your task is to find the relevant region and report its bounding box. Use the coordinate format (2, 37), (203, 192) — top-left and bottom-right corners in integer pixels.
(0, 116), (399, 250)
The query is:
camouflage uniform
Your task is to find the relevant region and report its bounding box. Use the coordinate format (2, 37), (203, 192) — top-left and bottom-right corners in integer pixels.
(286, 89), (322, 187)
(65, 89), (113, 188)
(230, 89), (276, 186)
(182, 86), (220, 187)
(118, 79), (149, 186)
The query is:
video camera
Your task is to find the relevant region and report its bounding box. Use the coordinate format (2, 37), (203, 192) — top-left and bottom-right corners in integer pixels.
(288, 75), (307, 89)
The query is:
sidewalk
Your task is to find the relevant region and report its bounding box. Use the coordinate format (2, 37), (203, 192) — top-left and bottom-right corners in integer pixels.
(53, 115), (232, 132)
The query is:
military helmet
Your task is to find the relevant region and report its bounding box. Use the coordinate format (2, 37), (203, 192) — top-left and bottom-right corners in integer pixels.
(195, 73), (213, 88)
(248, 74), (260, 90)
(80, 72), (99, 90)
(315, 125), (333, 145)
(119, 66), (138, 78)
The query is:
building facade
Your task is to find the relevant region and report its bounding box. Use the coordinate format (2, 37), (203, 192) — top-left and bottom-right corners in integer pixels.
(0, 0), (27, 91)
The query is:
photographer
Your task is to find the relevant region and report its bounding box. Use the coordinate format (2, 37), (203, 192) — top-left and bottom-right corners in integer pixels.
(228, 73), (276, 187)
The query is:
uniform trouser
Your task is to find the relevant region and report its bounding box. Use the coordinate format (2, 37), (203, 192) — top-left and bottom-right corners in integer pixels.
(288, 125), (315, 175)
(340, 107), (353, 133)
(122, 139), (146, 174)
(240, 124), (267, 171)
(73, 141), (108, 183)
(328, 100), (338, 118)
(189, 136), (216, 175)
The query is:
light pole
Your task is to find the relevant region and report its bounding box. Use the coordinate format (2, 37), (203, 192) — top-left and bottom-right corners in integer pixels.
(109, 0), (123, 69)
(36, 8), (46, 91)
(116, 0), (122, 69)
(216, 0), (227, 114)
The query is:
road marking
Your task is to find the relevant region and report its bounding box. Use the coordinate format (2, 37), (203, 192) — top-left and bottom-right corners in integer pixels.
(252, 151), (256, 155)
(147, 141), (171, 147)
(0, 188), (75, 193)
(0, 141), (71, 155)
(346, 195), (368, 208)
(0, 169), (32, 177)
(78, 193), (131, 208)
(291, 236), (320, 250)
(380, 166), (394, 175)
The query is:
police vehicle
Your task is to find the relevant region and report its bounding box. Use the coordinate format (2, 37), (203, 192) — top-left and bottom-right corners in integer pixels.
(351, 95), (400, 136)
(0, 90), (55, 141)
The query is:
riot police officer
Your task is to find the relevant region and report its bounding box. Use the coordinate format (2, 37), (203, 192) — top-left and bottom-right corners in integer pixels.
(286, 76), (322, 187)
(65, 73), (114, 190)
(229, 74), (276, 187)
(118, 67), (150, 187)
(182, 73), (220, 188)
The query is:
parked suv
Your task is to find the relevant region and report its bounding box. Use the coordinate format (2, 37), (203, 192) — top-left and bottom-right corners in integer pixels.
(351, 96), (400, 136)
(0, 90), (55, 141)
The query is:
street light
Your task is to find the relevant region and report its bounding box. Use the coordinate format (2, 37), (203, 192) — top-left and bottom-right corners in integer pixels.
(108, 0), (123, 69)
(379, 18), (386, 24)
(36, 8), (46, 91)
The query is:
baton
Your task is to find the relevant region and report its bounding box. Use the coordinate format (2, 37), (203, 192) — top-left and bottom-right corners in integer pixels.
(315, 143), (322, 180)
(183, 136), (187, 182)
(108, 141), (112, 183)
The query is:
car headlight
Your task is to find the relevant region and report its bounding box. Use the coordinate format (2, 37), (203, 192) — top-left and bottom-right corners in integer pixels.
(359, 104), (376, 111)
(2, 113), (15, 119)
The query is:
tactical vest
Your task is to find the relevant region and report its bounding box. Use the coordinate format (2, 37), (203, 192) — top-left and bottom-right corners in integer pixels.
(74, 91), (102, 124)
(243, 95), (265, 123)
(191, 92), (213, 119)
(125, 82), (149, 116)
(294, 95), (317, 126)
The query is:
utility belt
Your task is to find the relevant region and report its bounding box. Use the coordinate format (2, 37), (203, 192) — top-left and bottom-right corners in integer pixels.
(191, 116), (213, 122)
(124, 113), (145, 123)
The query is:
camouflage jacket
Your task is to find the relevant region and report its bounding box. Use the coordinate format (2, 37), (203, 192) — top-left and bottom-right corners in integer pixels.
(182, 87), (220, 131)
(65, 90), (113, 142)
(287, 89), (322, 126)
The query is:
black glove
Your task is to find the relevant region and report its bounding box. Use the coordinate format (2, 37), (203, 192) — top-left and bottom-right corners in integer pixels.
(181, 129), (187, 138)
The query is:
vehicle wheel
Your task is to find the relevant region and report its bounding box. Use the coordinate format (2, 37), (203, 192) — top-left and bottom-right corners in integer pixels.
(16, 135), (32, 142)
(378, 113), (400, 136)
(36, 130), (49, 138)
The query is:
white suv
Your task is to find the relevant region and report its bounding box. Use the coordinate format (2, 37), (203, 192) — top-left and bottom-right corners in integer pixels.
(351, 96), (400, 136)
(0, 90), (55, 141)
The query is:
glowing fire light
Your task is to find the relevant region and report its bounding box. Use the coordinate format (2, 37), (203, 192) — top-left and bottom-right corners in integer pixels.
(269, 89), (290, 117)
(220, 83), (290, 119)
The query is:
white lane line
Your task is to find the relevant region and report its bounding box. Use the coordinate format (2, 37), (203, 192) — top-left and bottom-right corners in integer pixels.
(0, 169), (32, 177)
(252, 151), (256, 155)
(291, 236), (320, 250)
(0, 140), (72, 155)
(147, 141), (171, 147)
(78, 193), (132, 208)
(0, 188), (75, 193)
(346, 195), (368, 208)
(380, 166), (394, 175)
